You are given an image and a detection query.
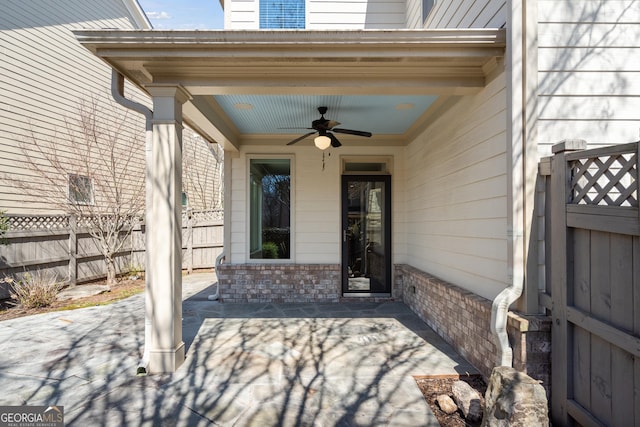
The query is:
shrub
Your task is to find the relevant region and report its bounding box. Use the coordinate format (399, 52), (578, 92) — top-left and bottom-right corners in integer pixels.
(126, 262), (144, 279)
(262, 242), (279, 259)
(263, 228), (290, 258)
(7, 270), (63, 308)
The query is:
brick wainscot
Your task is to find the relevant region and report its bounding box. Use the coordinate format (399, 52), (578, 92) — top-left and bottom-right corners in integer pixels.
(396, 264), (551, 392)
(217, 264), (341, 303)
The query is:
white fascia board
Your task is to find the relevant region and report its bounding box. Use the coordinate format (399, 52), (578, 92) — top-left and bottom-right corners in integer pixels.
(74, 28), (506, 52)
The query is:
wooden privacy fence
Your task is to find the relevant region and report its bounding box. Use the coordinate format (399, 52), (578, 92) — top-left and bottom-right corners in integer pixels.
(0, 210), (223, 298)
(539, 140), (639, 427)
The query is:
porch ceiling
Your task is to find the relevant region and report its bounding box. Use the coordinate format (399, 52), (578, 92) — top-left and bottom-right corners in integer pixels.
(75, 29), (505, 151)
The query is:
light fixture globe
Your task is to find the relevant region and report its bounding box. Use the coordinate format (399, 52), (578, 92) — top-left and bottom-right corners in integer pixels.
(314, 135), (331, 150)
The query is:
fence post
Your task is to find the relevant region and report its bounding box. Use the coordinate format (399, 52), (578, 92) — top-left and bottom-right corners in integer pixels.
(549, 139), (585, 425)
(637, 142), (640, 220)
(187, 210), (193, 274)
(68, 214), (77, 286)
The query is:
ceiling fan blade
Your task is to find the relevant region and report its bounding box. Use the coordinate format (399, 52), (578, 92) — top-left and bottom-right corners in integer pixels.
(332, 128), (372, 138)
(286, 131), (316, 145)
(329, 133), (342, 148)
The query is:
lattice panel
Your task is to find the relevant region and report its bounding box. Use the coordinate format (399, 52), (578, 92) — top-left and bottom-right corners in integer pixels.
(183, 209), (224, 223)
(77, 216), (94, 229)
(8, 211), (221, 230)
(8, 215), (69, 230)
(569, 152), (638, 206)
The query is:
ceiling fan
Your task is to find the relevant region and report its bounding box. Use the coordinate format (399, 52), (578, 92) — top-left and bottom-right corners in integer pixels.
(285, 107), (372, 149)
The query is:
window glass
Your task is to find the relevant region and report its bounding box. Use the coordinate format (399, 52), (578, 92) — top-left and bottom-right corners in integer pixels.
(68, 174), (93, 204)
(344, 162), (386, 173)
(260, 0), (305, 29)
(423, 0), (434, 23)
(250, 158), (291, 259)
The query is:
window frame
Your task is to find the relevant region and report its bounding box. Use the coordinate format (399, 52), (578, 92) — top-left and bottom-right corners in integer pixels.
(341, 155), (393, 175)
(246, 154), (295, 263)
(68, 173), (94, 205)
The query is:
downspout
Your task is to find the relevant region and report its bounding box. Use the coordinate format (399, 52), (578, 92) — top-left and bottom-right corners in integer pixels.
(110, 70), (153, 374)
(207, 251), (225, 301)
(491, 0), (535, 368)
(490, 281), (522, 367)
(210, 148), (232, 301)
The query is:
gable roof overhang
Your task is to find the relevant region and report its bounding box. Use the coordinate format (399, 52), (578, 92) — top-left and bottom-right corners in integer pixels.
(75, 29), (506, 151)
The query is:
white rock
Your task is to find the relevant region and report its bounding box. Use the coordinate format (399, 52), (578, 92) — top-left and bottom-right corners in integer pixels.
(452, 380), (483, 422)
(436, 394), (458, 414)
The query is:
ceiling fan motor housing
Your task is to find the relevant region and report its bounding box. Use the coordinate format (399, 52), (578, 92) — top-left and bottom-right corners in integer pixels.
(312, 118), (331, 130)
(285, 106), (371, 147)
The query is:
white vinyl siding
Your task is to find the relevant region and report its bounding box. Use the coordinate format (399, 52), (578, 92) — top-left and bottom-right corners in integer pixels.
(405, 0), (421, 29)
(424, 0), (506, 28)
(537, 0), (640, 153)
(182, 134), (224, 211)
(225, 0), (259, 29)
(230, 155), (248, 263)
(307, 0), (405, 29)
(225, 0), (405, 29)
(403, 72), (508, 300)
(0, 0), (150, 214)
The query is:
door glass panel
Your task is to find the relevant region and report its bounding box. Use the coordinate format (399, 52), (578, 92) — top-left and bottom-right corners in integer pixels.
(344, 177), (389, 293)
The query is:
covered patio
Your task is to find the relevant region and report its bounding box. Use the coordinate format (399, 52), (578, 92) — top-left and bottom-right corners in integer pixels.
(74, 29), (507, 374)
(0, 273), (478, 425)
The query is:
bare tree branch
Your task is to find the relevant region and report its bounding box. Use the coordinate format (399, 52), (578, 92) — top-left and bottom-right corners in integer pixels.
(182, 131), (224, 210)
(4, 98), (145, 286)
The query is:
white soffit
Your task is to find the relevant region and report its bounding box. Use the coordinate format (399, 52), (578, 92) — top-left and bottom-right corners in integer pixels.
(75, 29), (506, 148)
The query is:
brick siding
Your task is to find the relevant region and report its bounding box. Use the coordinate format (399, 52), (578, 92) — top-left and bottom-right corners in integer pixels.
(216, 263), (341, 303)
(396, 264), (551, 392)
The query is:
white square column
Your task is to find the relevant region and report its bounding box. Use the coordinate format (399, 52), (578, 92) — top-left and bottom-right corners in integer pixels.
(146, 85), (190, 373)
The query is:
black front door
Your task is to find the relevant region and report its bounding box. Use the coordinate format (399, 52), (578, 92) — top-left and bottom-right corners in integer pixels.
(341, 175), (391, 295)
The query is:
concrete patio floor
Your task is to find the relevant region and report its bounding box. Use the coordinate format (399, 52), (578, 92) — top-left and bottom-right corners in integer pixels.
(0, 272), (479, 426)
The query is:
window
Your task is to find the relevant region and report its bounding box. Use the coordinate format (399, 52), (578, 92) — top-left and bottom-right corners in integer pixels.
(68, 174), (93, 204)
(342, 156), (392, 175)
(259, 0), (305, 29)
(344, 162), (387, 173)
(422, 0), (434, 24)
(249, 158), (291, 259)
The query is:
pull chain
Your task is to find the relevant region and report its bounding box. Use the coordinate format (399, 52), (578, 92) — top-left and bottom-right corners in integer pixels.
(321, 150), (332, 171)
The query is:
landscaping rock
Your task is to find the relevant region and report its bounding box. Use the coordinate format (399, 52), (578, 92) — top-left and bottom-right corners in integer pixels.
(57, 284), (110, 301)
(436, 394), (458, 414)
(452, 379), (483, 422)
(482, 366), (548, 427)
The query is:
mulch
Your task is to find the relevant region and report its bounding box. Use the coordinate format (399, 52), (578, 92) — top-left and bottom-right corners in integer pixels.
(0, 277), (144, 322)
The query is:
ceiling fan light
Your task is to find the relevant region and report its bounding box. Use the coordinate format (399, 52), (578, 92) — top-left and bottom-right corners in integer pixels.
(314, 135), (331, 150)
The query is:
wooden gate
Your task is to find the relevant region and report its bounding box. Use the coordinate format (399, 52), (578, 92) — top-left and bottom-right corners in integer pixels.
(542, 140), (640, 426)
